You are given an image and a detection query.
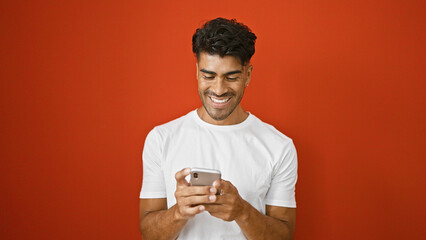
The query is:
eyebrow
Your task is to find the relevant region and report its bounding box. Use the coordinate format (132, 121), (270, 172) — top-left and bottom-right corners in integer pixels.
(200, 69), (242, 75)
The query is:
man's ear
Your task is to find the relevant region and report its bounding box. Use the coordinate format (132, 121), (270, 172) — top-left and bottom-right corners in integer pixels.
(245, 65), (253, 86)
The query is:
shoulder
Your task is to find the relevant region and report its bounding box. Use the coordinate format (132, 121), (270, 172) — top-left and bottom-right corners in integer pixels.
(249, 113), (294, 148)
(147, 110), (196, 140)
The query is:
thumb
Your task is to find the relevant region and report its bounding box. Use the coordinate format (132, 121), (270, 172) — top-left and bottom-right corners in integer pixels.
(175, 168), (191, 187)
(215, 179), (234, 194)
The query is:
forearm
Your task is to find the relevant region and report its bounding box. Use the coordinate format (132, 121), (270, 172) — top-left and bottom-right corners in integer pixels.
(140, 204), (187, 240)
(236, 201), (293, 240)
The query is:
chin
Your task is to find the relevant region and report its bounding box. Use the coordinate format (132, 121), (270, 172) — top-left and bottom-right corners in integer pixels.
(210, 114), (229, 121)
(206, 107), (231, 121)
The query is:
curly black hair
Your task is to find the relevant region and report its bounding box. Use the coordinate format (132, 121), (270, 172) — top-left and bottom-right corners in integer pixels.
(192, 17), (257, 65)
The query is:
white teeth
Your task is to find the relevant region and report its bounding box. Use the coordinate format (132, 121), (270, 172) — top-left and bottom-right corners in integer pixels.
(210, 97), (230, 103)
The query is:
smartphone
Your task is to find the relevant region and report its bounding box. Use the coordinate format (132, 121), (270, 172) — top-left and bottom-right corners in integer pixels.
(190, 167), (221, 186)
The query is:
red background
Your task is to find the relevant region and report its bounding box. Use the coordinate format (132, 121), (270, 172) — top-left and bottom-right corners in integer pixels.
(1, 0), (425, 239)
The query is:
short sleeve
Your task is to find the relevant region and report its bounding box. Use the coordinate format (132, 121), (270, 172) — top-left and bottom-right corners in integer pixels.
(139, 127), (167, 198)
(265, 141), (298, 208)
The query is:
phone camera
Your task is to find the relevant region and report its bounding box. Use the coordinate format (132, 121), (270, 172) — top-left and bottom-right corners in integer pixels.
(193, 173), (198, 179)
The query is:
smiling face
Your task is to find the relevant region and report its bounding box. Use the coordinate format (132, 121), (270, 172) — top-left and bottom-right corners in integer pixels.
(196, 52), (253, 125)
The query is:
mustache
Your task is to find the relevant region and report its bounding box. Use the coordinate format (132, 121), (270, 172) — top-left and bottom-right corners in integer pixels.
(204, 90), (235, 98)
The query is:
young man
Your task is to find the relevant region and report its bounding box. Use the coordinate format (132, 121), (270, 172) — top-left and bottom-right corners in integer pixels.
(139, 18), (298, 240)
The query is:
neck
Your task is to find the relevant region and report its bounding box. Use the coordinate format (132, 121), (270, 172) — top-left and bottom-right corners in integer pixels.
(197, 105), (249, 125)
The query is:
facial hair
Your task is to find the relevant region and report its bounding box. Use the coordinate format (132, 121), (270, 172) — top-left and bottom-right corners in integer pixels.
(199, 89), (244, 121)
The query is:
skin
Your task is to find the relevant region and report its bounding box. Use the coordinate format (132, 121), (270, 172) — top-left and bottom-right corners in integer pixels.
(196, 52), (252, 125)
(139, 52), (296, 239)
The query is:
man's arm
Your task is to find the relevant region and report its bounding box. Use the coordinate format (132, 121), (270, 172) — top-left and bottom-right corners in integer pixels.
(139, 198), (188, 240)
(237, 203), (296, 240)
(204, 180), (296, 240)
(139, 168), (217, 240)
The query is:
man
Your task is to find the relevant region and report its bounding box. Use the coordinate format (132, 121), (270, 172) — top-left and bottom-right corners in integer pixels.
(139, 17), (297, 240)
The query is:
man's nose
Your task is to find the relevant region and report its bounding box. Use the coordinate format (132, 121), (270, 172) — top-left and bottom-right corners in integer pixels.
(211, 78), (227, 96)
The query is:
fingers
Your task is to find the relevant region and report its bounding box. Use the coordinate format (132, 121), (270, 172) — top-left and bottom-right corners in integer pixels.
(176, 204), (206, 220)
(174, 168), (219, 220)
(180, 194), (217, 206)
(214, 179), (235, 195)
(203, 180), (246, 222)
(204, 194), (228, 204)
(175, 186), (216, 198)
(213, 180), (221, 188)
(175, 193), (217, 220)
(186, 186), (217, 196)
(186, 205), (206, 215)
(175, 168), (191, 186)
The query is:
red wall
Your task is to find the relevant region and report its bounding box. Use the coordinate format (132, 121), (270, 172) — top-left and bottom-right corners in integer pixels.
(1, 1), (424, 239)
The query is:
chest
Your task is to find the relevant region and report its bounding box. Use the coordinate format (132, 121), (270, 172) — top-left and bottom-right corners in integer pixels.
(161, 130), (275, 205)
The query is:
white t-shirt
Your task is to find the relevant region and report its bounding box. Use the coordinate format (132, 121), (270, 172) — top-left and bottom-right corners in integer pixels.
(140, 110), (298, 240)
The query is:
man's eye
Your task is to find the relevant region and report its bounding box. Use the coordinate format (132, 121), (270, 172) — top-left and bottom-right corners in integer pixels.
(227, 77), (238, 81)
(203, 76), (215, 80)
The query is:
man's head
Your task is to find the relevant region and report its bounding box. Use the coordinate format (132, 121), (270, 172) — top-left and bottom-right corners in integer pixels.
(192, 18), (257, 124)
(192, 18), (257, 66)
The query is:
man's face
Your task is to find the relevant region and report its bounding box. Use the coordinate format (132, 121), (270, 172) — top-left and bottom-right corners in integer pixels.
(196, 52), (252, 122)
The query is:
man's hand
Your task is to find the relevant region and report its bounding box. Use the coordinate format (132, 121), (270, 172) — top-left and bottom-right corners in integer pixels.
(174, 168), (218, 220)
(203, 179), (249, 222)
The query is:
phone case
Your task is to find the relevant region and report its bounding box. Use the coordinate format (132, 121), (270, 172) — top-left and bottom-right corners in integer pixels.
(190, 168), (221, 186)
